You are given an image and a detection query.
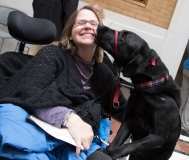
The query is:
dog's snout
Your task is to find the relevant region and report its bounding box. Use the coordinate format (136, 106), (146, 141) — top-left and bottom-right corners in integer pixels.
(97, 24), (104, 34)
(98, 24), (104, 28)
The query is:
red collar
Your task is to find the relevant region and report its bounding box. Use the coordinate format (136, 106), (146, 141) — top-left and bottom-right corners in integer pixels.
(134, 75), (169, 90)
(112, 30), (121, 109)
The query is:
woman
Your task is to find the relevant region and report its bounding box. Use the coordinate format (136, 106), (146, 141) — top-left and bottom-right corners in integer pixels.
(0, 6), (127, 160)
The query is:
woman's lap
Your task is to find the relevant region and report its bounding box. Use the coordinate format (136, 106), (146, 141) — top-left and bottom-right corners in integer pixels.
(0, 103), (110, 160)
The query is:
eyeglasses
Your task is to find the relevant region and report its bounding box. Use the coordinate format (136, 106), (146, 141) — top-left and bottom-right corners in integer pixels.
(74, 19), (99, 27)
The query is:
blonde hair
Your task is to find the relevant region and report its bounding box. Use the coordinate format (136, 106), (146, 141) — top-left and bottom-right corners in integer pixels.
(59, 5), (104, 62)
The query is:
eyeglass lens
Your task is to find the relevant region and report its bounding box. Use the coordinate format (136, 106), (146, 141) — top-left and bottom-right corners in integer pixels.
(75, 20), (99, 27)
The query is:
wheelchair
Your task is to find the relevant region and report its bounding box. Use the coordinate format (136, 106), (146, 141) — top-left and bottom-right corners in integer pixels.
(0, 10), (56, 87)
(0, 10), (56, 160)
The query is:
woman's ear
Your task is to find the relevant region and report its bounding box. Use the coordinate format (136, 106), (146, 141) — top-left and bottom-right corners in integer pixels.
(70, 36), (72, 40)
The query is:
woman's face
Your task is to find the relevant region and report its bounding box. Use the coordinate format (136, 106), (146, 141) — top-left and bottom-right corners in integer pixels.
(70, 9), (98, 48)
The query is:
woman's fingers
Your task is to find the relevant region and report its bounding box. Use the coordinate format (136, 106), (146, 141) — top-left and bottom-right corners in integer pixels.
(66, 113), (94, 157)
(75, 143), (82, 157)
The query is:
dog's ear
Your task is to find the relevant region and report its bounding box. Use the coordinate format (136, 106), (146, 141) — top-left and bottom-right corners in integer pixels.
(122, 52), (149, 77)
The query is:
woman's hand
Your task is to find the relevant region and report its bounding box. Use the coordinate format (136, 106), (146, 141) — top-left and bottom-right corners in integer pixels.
(66, 113), (94, 157)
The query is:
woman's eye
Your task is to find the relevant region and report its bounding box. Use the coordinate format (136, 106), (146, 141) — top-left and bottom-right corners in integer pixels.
(78, 20), (86, 25)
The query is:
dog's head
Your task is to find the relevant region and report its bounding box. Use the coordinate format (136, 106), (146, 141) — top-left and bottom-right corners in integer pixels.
(95, 24), (155, 77)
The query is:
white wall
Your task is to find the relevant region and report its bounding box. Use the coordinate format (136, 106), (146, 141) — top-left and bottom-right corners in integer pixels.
(160, 0), (189, 79)
(0, 0), (33, 16)
(1, 0), (189, 79)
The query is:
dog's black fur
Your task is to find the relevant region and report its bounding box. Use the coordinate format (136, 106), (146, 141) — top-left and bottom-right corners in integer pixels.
(95, 24), (181, 160)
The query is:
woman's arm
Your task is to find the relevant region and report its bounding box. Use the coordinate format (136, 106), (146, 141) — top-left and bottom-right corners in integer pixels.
(32, 106), (74, 128)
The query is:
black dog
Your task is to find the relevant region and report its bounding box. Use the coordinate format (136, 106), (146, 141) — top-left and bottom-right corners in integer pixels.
(95, 24), (181, 160)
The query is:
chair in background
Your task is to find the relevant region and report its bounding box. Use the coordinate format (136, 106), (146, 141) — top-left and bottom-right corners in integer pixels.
(7, 10), (56, 54)
(0, 5), (18, 54)
(15, 42), (31, 54)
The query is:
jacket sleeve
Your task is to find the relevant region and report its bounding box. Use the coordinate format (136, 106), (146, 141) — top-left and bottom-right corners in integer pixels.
(61, 0), (79, 28)
(32, 106), (73, 128)
(0, 45), (66, 109)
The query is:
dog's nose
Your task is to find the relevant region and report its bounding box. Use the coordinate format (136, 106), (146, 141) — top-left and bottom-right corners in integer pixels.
(97, 24), (104, 34)
(98, 24), (104, 29)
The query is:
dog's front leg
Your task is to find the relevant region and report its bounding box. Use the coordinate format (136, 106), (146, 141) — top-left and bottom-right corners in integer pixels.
(103, 121), (131, 155)
(107, 134), (165, 160)
(109, 121), (131, 149)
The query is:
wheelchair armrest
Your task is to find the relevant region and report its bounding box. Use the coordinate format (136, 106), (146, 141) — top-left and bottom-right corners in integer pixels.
(7, 11), (56, 45)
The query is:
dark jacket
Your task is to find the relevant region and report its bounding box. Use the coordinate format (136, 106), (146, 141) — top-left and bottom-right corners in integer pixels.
(33, 0), (78, 40)
(0, 45), (127, 133)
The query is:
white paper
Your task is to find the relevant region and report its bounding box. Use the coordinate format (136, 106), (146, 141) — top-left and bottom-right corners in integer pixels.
(28, 115), (83, 149)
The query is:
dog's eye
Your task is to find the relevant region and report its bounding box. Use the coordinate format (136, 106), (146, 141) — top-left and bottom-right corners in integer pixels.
(121, 34), (125, 39)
